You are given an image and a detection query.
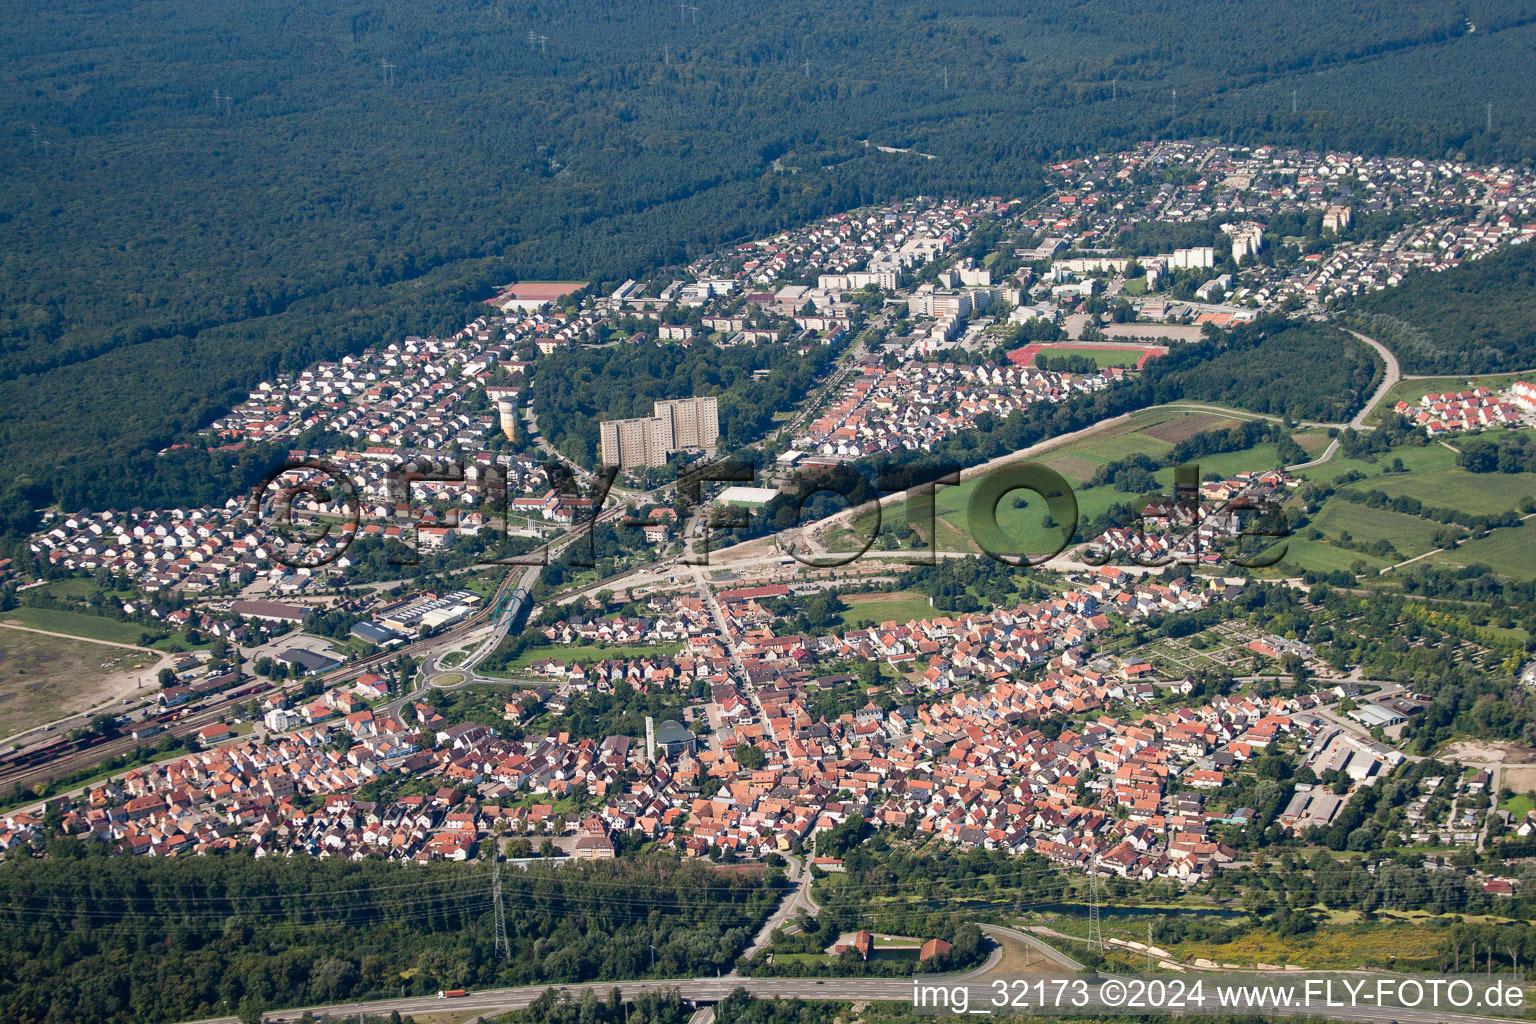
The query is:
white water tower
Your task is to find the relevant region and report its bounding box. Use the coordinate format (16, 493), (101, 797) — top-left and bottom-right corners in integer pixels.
(496, 397), (517, 440)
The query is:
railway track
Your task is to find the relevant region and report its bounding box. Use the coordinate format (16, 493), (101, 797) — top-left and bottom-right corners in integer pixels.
(0, 503), (632, 797)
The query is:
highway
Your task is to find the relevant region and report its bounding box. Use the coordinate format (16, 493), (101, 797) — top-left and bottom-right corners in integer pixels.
(178, 969), (1526, 1024)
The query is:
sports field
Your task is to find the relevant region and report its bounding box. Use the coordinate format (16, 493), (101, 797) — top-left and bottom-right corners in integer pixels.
(1008, 342), (1166, 370)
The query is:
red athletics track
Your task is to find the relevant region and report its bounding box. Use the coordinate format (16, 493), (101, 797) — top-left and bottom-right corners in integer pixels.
(1006, 341), (1167, 370)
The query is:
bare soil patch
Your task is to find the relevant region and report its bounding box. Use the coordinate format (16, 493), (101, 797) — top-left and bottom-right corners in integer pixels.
(1440, 740), (1536, 763)
(1142, 413), (1235, 444)
(0, 625), (165, 740)
(1044, 454), (1101, 483)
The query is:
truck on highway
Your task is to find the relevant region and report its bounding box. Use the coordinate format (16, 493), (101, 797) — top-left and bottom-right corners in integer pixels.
(438, 989), (468, 999)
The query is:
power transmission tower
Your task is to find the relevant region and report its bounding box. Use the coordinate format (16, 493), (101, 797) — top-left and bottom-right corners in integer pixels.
(380, 59), (396, 84)
(1146, 922), (1154, 972)
(1487, 101), (1494, 133)
(535, 37), (547, 54)
(493, 860), (509, 960)
(943, 65), (948, 90)
(1087, 856), (1103, 953)
(1292, 88), (1297, 114)
(801, 58), (811, 76)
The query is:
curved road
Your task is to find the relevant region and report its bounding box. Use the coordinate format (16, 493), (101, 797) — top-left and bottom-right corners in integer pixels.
(1345, 329), (1402, 430)
(1285, 329), (1400, 470)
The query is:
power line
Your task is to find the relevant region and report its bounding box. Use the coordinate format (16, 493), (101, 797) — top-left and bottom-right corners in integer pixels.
(0, 864), (1520, 943)
(493, 860), (510, 960)
(1087, 855), (1103, 953)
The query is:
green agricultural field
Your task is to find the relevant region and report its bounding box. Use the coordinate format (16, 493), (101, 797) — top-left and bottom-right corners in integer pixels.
(834, 591), (936, 628)
(1291, 430), (1334, 455)
(1182, 443), (1288, 478)
(932, 408), (1278, 556)
(1388, 444), (1462, 472)
(0, 606), (151, 646)
(1348, 465), (1536, 518)
(1298, 454), (1391, 485)
(1263, 497), (1451, 577)
(34, 577), (137, 601)
(1072, 430), (1176, 464)
(1309, 501), (1447, 561)
(1501, 792), (1536, 818)
(1293, 441), (1453, 483)
(1418, 522), (1536, 579)
(1263, 537), (1391, 576)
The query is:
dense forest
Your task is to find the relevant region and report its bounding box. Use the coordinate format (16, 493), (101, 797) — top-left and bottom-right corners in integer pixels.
(0, 843), (777, 1024)
(4, 0), (1535, 532)
(1172, 321), (1380, 422)
(1346, 241), (1536, 373)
